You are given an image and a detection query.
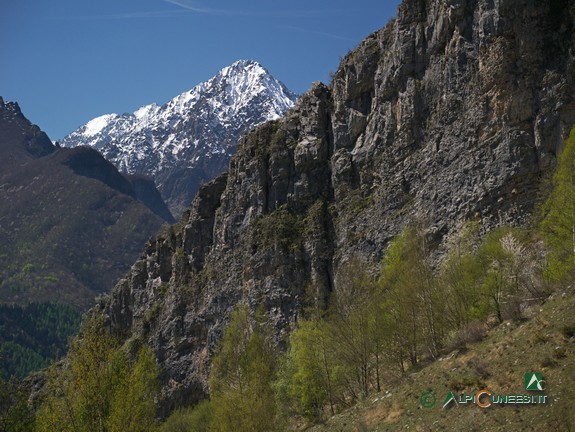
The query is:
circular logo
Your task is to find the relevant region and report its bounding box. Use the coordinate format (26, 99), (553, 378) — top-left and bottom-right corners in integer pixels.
(420, 391), (437, 409)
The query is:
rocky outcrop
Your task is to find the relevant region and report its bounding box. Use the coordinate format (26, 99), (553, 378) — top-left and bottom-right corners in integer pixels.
(96, 0), (575, 414)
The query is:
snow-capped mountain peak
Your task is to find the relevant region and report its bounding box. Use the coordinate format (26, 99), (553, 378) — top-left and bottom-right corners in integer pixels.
(60, 60), (297, 216)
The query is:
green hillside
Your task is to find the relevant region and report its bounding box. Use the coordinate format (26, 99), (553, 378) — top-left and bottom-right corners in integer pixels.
(308, 289), (575, 431)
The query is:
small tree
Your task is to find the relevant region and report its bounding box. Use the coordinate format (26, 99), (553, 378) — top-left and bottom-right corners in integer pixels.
(209, 305), (278, 432)
(379, 227), (443, 368)
(107, 345), (160, 432)
(478, 229), (541, 322)
(35, 312), (160, 432)
(328, 256), (374, 399)
(36, 313), (121, 432)
(283, 317), (336, 421)
(440, 221), (483, 331)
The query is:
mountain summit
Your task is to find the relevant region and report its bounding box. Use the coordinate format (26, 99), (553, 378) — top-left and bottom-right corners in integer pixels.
(61, 60), (297, 215)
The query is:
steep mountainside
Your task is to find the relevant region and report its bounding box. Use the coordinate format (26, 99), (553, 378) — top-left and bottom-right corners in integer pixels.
(93, 0), (575, 414)
(0, 98), (173, 309)
(61, 60), (297, 216)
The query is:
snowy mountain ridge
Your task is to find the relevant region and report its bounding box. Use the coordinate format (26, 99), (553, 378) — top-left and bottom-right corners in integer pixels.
(61, 60), (297, 215)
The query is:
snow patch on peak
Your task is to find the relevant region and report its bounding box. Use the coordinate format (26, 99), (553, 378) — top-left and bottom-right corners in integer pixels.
(134, 103), (159, 120)
(83, 114), (117, 137)
(221, 59), (265, 76)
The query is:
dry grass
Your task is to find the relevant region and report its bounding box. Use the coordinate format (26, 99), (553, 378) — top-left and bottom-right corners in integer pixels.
(306, 292), (575, 432)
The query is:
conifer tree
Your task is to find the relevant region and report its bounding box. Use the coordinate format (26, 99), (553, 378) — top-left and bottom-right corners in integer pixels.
(328, 256), (375, 399)
(379, 228), (433, 368)
(440, 221), (483, 331)
(36, 313), (121, 432)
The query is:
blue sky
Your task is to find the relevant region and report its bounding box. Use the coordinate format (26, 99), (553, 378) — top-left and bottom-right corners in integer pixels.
(0, 0), (401, 140)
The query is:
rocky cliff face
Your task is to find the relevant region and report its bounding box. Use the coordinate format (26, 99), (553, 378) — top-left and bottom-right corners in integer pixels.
(95, 0), (575, 414)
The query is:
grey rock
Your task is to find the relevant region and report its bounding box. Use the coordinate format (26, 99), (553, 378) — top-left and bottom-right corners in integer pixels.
(94, 0), (575, 415)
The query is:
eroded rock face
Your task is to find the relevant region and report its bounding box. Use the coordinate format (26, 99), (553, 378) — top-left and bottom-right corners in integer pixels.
(97, 0), (575, 414)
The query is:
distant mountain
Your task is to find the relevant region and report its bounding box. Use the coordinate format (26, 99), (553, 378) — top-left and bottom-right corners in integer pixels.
(0, 97), (172, 309)
(61, 60), (297, 216)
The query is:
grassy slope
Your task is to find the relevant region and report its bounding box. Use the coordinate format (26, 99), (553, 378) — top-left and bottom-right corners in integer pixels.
(307, 291), (575, 432)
